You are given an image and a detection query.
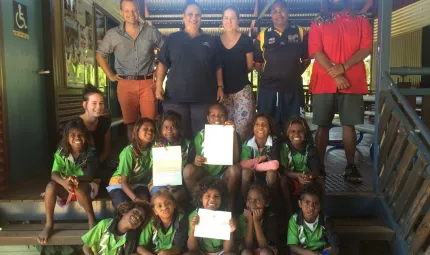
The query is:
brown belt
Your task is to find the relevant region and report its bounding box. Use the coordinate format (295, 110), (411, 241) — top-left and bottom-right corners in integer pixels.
(121, 74), (153, 80)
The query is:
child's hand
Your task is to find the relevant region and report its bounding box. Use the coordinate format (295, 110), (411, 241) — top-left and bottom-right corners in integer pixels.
(298, 173), (311, 185)
(244, 209), (253, 221)
(224, 120), (235, 130)
(154, 141), (166, 148)
(67, 176), (79, 186)
(194, 155), (207, 167)
(252, 209), (263, 222)
(256, 156), (267, 164)
(229, 219), (236, 232)
(190, 214), (200, 228)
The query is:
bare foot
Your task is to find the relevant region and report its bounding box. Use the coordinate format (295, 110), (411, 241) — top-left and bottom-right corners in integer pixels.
(36, 226), (53, 244)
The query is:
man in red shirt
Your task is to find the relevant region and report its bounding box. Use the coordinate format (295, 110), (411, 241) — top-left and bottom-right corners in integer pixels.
(308, 0), (372, 183)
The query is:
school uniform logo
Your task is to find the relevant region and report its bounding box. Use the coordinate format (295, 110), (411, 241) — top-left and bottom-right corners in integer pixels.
(287, 34), (300, 43)
(268, 37), (276, 44)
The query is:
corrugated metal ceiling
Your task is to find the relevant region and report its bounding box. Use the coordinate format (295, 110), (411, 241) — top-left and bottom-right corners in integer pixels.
(97, 0), (370, 33)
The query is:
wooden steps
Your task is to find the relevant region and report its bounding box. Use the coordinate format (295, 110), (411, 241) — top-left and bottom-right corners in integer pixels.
(0, 223), (88, 246)
(333, 217), (395, 241)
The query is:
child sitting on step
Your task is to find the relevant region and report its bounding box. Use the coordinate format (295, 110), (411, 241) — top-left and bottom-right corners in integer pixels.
(107, 118), (156, 208)
(279, 116), (321, 217)
(37, 119), (100, 244)
(82, 201), (152, 255)
(287, 183), (338, 255)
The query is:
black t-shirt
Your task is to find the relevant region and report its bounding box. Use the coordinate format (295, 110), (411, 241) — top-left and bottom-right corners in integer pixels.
(79, 116), (111, 155)
(158, 31), (222, 104)
(254, 25), (308, 91)
(216, 34), (253, 94)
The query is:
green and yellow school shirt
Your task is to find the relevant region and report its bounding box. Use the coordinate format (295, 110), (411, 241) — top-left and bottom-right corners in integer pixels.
(188, 209), (224, 253)
(139, 213), (188, 253)
(109, 144), (153, 186)
(52, 146), (98, 178)
(82, 218), (137, 255)
(241, 135), (279, 162)
(280, 142), (319, 174)
(287, 212), (337, 252)
(236, 211), (278, 248)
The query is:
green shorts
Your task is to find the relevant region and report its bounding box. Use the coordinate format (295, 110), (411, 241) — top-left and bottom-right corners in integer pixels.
(312, 93), (364, 126)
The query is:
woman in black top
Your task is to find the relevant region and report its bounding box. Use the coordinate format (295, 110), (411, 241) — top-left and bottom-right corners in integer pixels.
(80, 85), (111, 163)
(216, 5), (255, 140)
(155, 2), (224, 140)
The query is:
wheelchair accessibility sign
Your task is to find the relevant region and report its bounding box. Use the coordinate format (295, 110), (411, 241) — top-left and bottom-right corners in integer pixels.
(12, 0), (29, 40)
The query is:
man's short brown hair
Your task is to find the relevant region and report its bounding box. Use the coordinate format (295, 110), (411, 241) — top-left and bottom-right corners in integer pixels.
(120, 0), (137, 10)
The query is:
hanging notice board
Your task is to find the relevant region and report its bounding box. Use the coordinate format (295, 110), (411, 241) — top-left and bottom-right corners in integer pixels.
(64, 0), (95, 88)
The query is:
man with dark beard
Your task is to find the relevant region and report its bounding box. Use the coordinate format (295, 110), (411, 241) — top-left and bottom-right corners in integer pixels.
(308, 0), (372, 183)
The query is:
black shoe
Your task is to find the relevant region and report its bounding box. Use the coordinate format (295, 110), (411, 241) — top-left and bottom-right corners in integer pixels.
(344, 164), (362, 183)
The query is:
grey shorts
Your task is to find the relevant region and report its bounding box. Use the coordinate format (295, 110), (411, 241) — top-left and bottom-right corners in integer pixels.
(312, 93), (364, 126)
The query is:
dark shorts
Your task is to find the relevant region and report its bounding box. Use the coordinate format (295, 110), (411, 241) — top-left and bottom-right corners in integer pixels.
(258, 88), (304, 126)
(109, 186), (149, 208)
(312, 93), (364, 126)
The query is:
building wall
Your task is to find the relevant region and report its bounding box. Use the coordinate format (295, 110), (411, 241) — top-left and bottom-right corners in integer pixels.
(0, 0), (49, 182)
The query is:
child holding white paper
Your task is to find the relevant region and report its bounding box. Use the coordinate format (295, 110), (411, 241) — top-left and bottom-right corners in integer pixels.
(186, 176), (237, 255)
(240, 113), (280, 202)
(237, 183), (277, 255)
(151, 111), (195, 205)
(107, 118), (156, 208)
(183, 103), (241, 211)
(138, 189), (188, 255)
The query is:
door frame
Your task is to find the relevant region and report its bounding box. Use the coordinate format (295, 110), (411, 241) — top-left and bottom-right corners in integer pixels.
(0, 2), (10, 193)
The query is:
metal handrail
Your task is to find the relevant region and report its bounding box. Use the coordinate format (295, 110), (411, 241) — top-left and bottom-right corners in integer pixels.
(390, 67), (430, 76)
(385, 71), (430, 146)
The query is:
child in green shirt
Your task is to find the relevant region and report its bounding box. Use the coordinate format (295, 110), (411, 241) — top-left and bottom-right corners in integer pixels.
(151, 110), (195, 206)
(138, 189), (188, 255)
(237, 183), (277, 255)
(287, 184), (338, 255)
(107, 118), (156, 208)
(37, 119), (99, 244)
(82, 201), (152, 255)
(240, 113), (280, 203)
(279, 117), (321, 217)
(186, 177), (236, 255)
(182, 103), (241, 211)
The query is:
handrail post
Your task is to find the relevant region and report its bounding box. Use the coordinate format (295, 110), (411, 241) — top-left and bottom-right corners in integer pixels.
(374, 0), (393, 194)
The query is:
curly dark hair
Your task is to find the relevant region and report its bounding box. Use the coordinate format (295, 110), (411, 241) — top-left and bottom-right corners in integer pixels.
(192, 176), (228, 209)
(82, 84), (103, 102)
(244, 113), (279, 141)
(114, 201), (152, 229)
(299, 183), (322, 202)
(131, 118), (156, 158)
(158, 110), (182, 141)
(248, 182), (271, 205)
(58, 119), (92, 156)
(206, 103), (228, 117)
(283, 116), (314, 147)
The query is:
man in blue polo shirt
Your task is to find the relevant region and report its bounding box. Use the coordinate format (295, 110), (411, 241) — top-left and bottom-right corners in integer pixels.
(254, 0), (309, 126)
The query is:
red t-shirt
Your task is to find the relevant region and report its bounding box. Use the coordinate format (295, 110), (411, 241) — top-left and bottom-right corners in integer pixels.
(308, 11), (372, 94)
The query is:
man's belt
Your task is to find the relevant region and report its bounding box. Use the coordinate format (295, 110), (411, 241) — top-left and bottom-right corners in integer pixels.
(121, 74), (153, 80)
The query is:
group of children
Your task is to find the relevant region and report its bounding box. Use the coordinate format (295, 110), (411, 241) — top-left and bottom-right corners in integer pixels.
(37, 103), (338, 254)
